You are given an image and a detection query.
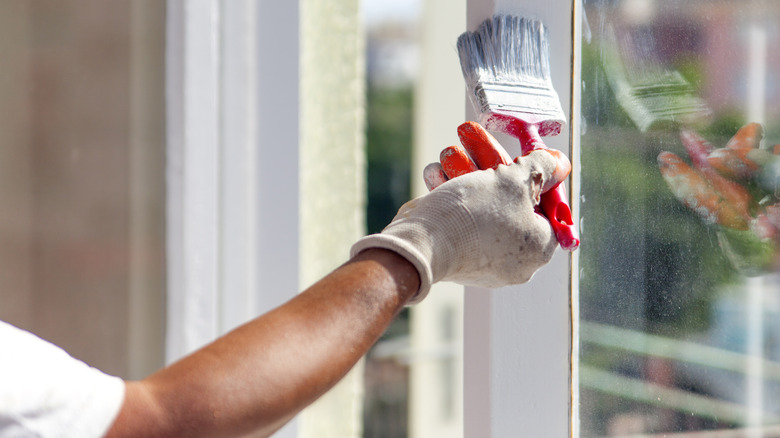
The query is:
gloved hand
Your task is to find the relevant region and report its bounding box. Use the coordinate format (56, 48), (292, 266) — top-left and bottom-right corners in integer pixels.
(351, 122), (571, 304)
(658, 122), (780, 275)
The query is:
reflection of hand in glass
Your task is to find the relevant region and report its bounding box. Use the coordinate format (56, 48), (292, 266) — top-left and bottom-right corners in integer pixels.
(658, 123), (780, 275)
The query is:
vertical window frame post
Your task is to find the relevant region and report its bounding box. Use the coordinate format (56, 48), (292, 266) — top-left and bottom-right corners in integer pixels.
(463, 1), (575, 436)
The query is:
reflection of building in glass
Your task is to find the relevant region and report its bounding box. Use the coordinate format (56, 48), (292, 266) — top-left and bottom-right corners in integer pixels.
(598, 1), (780, 124)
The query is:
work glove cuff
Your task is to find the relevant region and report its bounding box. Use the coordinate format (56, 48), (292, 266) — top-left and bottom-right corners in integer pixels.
(350, 189), (479, 304)
(350, 233), (433, 304)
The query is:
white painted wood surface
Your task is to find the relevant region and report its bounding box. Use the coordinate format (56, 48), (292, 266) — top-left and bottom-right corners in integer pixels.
(463, 0), (574, 436)
(165, 0), (302, 359)
(165, 2), (301, 437)
(166, 1), (367, 436)
(165, 0), (221, 362)
(218, 0), (260, 335)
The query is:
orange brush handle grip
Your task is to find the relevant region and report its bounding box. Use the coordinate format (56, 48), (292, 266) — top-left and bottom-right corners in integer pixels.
(440, 120), (579, 251)
(440, 122), (511, 176)
(440, 145), (478, 178)
(457, 121), (512, 169)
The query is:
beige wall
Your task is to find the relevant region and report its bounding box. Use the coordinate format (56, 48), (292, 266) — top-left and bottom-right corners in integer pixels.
(299, 1), (366, 437)
(0, 1), (166, 379)
(410, 0), (467, 437)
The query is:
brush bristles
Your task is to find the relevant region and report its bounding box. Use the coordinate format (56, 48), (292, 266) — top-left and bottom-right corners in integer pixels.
(457, 15), (565, 125)
(458, 15), (551, 86)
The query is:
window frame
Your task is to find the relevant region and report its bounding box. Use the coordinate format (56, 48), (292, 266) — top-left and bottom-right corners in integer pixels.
(165, 0), (302, 360)
(166, 0), (582, 437)
(165, 1), (301, 437)
(462, 1), (578, 437)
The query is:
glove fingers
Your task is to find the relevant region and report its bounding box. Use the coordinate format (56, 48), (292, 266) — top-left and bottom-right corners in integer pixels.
(457, 121), (512, 170)
(423, 162), (448, 191)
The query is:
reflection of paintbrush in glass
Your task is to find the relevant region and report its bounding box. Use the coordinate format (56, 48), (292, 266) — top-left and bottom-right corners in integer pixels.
(457, 15), (579, 251)
(602, 24), (712, 132)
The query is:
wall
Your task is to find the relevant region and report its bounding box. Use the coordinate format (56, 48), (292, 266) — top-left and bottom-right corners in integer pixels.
(410, 0), (467, 436)
(0, 0), (166, 380)
(299, 0), (366, 437)
(463, 0), (573, 437)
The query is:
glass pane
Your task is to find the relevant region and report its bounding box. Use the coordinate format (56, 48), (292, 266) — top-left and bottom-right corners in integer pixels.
(0, 1), (165, 380)
(578, 1), (780, 435)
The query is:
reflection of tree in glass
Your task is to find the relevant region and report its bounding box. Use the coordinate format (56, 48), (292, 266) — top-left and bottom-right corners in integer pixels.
(579, 42), (736, 337)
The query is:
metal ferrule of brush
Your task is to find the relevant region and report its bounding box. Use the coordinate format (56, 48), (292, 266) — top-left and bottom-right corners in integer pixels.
(472, 81), (566, 125)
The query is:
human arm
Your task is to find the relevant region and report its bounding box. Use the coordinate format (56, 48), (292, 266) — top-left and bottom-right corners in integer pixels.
(106, 248), (419, 438)
(106, 121), (571, 437)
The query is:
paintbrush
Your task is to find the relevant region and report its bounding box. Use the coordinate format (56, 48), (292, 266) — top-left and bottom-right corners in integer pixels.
(457, 15), (579, 251)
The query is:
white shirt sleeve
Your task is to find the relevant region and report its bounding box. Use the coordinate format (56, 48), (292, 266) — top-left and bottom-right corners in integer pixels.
(0, 320), (126, 438)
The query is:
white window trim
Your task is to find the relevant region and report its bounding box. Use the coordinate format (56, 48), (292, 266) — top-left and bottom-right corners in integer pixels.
(165, 0), (222, 361)
(165, 0), (301, 357)
(463, 1), (576, 437)
(166, 1), (368, 437)
(166, 1), (579, 437)
(571, 0), (584, 435)
(165, 2), (301, 437)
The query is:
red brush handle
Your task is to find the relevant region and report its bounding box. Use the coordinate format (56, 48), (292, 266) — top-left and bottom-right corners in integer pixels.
(540, 183), (580, 251)
(489, 114), (580, 251)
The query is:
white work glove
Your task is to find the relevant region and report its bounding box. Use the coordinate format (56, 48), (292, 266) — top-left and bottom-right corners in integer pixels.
(350, 148), (566, 304)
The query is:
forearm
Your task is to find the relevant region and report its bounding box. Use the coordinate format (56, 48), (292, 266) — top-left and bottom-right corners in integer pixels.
(107, 248), (419, 438)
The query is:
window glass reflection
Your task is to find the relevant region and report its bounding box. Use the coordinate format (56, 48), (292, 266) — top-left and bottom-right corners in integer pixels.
(579, 0), (780, 435)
